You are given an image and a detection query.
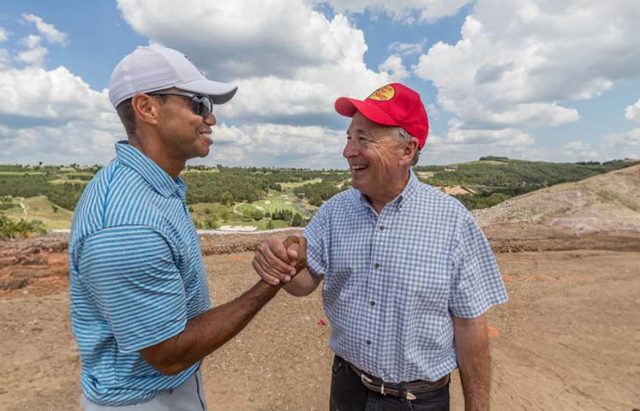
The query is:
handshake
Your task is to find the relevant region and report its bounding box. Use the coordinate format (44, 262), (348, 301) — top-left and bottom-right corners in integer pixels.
(253, 234), (308, 286)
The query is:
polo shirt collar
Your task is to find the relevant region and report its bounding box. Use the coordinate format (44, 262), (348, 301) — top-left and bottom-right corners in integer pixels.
(115, 141), (184, 198)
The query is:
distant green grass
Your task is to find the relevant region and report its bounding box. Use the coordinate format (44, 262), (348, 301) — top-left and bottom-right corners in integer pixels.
(4, 196), (73, 229)
(257, 191), (310, 216)
(182, 169), (219, 174)
(0, 171), (46, 176)
(190, 192), (309, 230)
(50, 179), (90, 185)
(279, 178), (322, 190)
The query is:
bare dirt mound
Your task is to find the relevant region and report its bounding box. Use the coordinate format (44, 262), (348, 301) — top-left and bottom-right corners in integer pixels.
(474, 165), (640, 251)
(0, 234), (69, 296)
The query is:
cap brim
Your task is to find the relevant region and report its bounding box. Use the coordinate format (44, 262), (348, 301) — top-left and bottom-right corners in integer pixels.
(334, 97), (398, 127)
(178, 79), (238, 104)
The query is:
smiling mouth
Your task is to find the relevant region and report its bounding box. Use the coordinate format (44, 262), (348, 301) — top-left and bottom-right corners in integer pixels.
(200, 132), (213, 144)
(350, 164), (368, 172)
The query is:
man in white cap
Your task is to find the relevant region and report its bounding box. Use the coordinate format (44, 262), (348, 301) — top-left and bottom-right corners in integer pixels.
(69, 45), (283, 410)
(254, 83), (507, 410)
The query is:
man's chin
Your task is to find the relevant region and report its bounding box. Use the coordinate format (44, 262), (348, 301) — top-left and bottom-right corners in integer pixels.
(351, 180), (370, 195)
(194, 147), (210, 158)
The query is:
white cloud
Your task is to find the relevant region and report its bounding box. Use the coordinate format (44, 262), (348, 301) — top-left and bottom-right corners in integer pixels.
(416, 130), (535, 165)
(0, 49), (10, 69)
(17, 35), (47, 66)
(0, 119), (122, 165)
(378, 55), (409, 81)
(119, 1), (357, 78)
(414, 0), (640, 131)
(117, 0), (392, 120)
(446, 125), (533, 147)
(190, 123), (347, 168)
(318, 0), (473, 23)
(0, 60), (121, 166)
(388, 41), (424, 56)
(0, 66), (112, 120)
(625, 98), (640, 122)
(0, 18), (115, 166)
(605, 128), (640, 149)
(3, 1), (633, 168)
(0, 27), (8, 43)
(17, 46), (47, 67)
(560, 141), (599, 160)
(22, 14), (67, 44)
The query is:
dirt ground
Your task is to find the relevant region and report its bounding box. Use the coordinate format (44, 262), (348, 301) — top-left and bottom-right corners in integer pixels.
(1, 231), (639, 410)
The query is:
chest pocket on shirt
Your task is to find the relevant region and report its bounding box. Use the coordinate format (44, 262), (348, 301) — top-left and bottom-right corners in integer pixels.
(390, 248), (451, 309)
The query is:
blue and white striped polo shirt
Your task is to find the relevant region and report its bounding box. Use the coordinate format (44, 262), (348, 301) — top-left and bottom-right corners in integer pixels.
(69, 142), (211, 406)
(304, 170), (507, 383)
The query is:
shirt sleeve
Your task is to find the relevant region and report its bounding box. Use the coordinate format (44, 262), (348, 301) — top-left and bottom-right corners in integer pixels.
(303, 202), (330, 278)
(78, 225), (187, 353)
(449, 213), (508, 318)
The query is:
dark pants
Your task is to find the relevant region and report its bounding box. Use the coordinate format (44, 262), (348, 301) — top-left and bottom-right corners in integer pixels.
(329, 356), (449, 411)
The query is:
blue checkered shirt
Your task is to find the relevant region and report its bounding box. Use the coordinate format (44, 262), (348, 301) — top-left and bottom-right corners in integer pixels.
(69, 142), (211, 405)
(304, 170), (507, 383)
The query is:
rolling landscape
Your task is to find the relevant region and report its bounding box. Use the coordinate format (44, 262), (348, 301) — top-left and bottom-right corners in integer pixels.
(1, 159), (639, 410)
(1, 157), (637, 237)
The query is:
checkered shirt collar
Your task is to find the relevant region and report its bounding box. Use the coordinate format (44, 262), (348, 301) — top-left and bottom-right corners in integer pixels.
(357, 169), (420, 212)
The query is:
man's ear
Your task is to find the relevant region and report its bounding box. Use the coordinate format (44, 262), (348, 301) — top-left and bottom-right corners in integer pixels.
(399, 137), (419, 166)
(131, 94), (160, 126)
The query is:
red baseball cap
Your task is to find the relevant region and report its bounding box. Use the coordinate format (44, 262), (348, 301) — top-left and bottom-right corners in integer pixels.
(335, 83), (429, 149)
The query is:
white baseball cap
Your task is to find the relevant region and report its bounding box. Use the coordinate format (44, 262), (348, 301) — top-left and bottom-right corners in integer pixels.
(108, 45), (238, 108)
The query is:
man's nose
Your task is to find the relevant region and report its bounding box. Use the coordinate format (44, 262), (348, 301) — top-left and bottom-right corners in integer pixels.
(204, 112), (216, 126)
(343, 140), (358, 158)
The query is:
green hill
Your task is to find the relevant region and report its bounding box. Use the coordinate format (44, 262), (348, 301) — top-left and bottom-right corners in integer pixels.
(414, 158), (640, 209)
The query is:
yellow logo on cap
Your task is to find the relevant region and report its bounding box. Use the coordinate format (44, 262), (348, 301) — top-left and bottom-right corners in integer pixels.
(368, 85), (395, 101)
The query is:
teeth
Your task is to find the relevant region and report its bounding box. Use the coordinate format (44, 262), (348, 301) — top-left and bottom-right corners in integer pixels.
(351, 165), (367, 171)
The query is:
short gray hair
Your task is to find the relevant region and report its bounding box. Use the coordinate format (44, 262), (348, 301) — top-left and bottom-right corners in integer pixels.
(393, 127), (421, 166)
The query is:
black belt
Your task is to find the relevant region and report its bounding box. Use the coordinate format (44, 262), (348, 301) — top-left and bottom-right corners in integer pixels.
(346, 362), (449, 401)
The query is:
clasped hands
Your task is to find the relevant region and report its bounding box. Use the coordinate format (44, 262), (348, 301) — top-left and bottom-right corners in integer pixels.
(253, 234), (307, 286)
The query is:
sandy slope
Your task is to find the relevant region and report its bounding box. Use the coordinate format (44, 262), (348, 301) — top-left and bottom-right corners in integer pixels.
(473, 164), (640, 235)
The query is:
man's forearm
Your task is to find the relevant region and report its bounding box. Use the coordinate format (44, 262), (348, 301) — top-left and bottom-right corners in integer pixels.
(453, 315), (491, 411)
(283, 268), (322, 296)
(141, 280), (280, 374)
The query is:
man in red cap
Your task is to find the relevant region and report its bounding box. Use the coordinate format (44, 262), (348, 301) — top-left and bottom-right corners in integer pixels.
(254, 83), (507, 411)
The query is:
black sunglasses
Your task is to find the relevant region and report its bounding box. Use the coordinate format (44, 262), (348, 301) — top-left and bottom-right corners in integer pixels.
(148, 91), (214, 118)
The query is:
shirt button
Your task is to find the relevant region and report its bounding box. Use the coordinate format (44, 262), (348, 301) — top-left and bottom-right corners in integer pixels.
(379, 225), (385, 231)
(369, 300), (375, 307)
(366, 340), (372, 345)
(373, 263), (380, 269)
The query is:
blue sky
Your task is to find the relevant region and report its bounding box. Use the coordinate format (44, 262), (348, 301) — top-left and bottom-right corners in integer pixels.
(0, 0), (638, 168)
